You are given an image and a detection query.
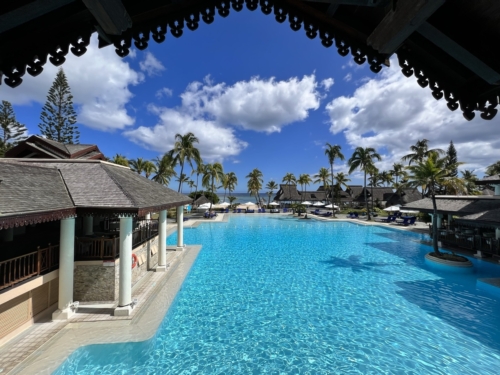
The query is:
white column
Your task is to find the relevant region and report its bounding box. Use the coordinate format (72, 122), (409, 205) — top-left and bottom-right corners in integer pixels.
(495, 185), (500, 196)
(145, 212), (151, 220)
(176, 205), (185, 251)
(83, 216), (93, 236)
(115, 216), (133, 316)
(156, 210), (167, 272)
(437, 214), (442, 229)
(3, 228), (14, 242)
(496, 228), (500, 240)
(52, 218), (75, 320)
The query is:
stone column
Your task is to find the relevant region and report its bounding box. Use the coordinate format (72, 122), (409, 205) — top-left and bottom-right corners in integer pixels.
(52, 218), (76, 320)
(83, 216), (93, 236)
(495, 185), (500, 196)
(496, 228), (500, 240)
(145, 212), (151, 220)
(115, 216), (133, 316)
(156, 210), (167, 272)
(2, 228), (14, 242)
(176, 205), (185, 251)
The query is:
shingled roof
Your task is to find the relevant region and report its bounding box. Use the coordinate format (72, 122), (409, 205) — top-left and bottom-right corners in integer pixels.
(0, 160), (191, 227)
(475, 175), (500, 185)
(5, 135), (106, 160)
(404, 196), (500, 215)
(273, 184), (328, 202)
(385, 189), (422, 207)
(0, 161), (75, 229)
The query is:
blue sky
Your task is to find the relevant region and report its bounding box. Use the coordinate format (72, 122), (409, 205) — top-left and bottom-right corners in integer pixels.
(2, 8), (499, 193)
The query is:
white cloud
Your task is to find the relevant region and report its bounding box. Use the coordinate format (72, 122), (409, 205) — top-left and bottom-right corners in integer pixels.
(180, 75), (321, 133)
(343, 73), (352, 82)
(321, 78), (334, 91)
(0, 34), (143, 131)
(125, 105), (248, 162)
(139, 52), (165, 77)
(325, 58), (500, 174)
(155, 87), (173, 99)
(125, 74), (323, 161)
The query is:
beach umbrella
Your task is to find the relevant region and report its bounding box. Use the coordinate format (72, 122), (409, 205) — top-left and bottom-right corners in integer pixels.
(325, 204), (339, 209)
(244, 201), (256, 206)
(302, 201), (313, 206)
(219, 202), (230, 207)
(198, 203), (211, 209)
(313, 202), (325, 207)
(384, 205), (401, 212)
(269, 202), (280, 206)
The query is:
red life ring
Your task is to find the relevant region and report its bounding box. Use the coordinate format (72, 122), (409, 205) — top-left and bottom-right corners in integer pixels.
(132, 254), (138, 269)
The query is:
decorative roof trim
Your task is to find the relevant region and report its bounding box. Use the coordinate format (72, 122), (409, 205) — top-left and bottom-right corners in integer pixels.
(0, 208), (77, 230)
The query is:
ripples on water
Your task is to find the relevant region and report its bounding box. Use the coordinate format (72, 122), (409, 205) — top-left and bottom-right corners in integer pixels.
(56, 216), (500, 374)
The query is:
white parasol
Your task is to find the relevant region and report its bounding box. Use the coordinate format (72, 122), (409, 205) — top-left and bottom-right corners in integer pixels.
(325, 204), (339, 209)
(269, 202), (280, 206)
(384, 205), (401, 212)
(313, 202), (325, 207)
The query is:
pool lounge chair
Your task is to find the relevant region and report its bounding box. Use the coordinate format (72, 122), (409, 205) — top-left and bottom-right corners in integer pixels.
(378, 215), (396, 223)
(311, 209), (321, 215)
(246, 209), (255, 213)
(283, 208), (288, 213)
(319, 212), (333, 217)
(396, 216), (416, 226)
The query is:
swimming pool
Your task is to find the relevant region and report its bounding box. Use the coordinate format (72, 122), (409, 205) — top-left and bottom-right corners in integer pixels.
(55, 216), (500, 374)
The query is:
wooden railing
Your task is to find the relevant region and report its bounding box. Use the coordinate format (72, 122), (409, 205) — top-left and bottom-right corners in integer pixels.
(0, 243), (59, 291)
(75, 220), (158, 261)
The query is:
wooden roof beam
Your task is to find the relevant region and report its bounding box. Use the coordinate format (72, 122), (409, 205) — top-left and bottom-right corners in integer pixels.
(367, 0), (445, 55)
(0, 0), (76, 34)
(300, 0), (390, 17)
(81, 0), (132, 36)
(417, 22), (500, 85)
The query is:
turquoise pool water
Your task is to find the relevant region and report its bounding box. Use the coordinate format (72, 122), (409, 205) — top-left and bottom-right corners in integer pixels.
(56, 216), (500, 374)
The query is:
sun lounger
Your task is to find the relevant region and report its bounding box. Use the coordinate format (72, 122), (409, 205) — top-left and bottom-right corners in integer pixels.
(396, 216), (416, 226)
(261, 208), (266, 213)
(378, 215), (396, 223)
(246, 209), (255, 213)
(270, 208), (280, 213)
(283, 208), (288, 213)
(319, 212), (332, 217)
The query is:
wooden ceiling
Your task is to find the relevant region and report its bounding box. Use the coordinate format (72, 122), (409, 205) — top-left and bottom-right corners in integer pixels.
(1, 0), (499, 121)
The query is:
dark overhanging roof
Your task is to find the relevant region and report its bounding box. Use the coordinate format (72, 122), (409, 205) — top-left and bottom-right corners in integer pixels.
(0, 159), (191, 227)
(475, 174), (500, 185)
(1, 1), (499, 121)
(404, 196), (500, 216)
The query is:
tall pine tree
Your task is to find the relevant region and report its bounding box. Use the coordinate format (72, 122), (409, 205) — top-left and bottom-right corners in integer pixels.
(446, 140), (458, 177)
(0, 100), (28, 157)
(39, 68), (79, 144)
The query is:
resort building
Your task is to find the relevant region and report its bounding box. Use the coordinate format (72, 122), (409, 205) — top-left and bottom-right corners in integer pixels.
(0, 158), (190, 344)
(5, 135), (106, 161)
(404, 176), (500, 258)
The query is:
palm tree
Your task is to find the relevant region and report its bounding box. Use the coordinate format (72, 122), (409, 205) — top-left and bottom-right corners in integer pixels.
(228, 196), (237, 207)
(313, 168), (331, 208)
(144, 160), (156, 179)
(187, 180), (196, 194)
(266, 180), (279, 206)
(367, 165), (380, 212)
(223, 172), (238, 203)
(202, 162), (224, 210)
(246, 168), (264, 204)
(282, 173), (296, 205)
(191, 163), (205, 205)
(129, 157), (147, 174)
(325, 143), (345, 215)
(486, 161), (500, 176)
(169, 132), (202, 192)
(389, 163), (406, 185)
(152, 153), (177, 185)
(175, 173), (190, 193)
(461, 170), (479, 195)
(348, 147), (382, 220)
(401, 139), (444, 165)
(379, 170), (393, 187)
(333, 172), (350, 207)
(111, 154), (129, 167)
(405, 153), (465, 256)
(298, 174), (312, 203)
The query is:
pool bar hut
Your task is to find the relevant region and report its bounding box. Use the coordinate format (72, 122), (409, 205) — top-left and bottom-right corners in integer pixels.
(0, 159), (190, 344)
